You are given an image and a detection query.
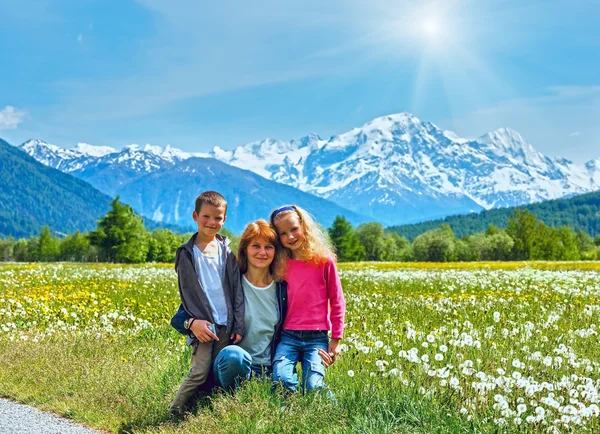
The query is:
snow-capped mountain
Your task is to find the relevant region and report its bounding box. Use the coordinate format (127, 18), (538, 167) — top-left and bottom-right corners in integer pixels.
(18, 112), (600, 226)
(210, 113), (600, 224)
(19, 140), (209, 196)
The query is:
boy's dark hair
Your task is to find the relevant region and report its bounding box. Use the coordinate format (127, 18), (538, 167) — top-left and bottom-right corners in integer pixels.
(195, 191), (228, 214)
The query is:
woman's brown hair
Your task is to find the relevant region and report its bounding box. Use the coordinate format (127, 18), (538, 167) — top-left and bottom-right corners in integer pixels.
(237, 219), (285, 279)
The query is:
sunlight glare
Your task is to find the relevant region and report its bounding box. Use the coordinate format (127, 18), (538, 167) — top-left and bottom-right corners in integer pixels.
(423, 18), (439, 38)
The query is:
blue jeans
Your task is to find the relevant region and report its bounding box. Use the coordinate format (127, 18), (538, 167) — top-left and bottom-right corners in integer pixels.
(272, 330), (329, 393)
(213, 346), (273, 392)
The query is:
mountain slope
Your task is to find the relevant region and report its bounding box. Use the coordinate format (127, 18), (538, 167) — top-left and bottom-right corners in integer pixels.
(0, 139), (112, 238)
(116, 157), (371, 233)
(389, 190), (600, 240)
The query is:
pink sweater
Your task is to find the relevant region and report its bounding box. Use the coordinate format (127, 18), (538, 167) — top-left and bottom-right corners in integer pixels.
(283, 257), (346, 339)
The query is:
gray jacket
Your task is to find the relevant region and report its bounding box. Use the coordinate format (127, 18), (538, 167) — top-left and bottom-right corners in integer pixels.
(174, 233), (245, 337)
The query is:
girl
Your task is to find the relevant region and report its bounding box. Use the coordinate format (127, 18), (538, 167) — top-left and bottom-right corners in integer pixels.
(269, 205), (345, 393)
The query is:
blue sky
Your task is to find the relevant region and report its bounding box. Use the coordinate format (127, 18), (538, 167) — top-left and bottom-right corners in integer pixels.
(1, 0), (598, 162)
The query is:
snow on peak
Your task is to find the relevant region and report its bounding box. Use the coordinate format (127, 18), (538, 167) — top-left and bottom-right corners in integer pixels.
(361, 112), (422, 133)
(73, 142), (117, 157)
(20, 139), (61, 153)
(443, 130), (468, 143)
(479, 127), (528, 152)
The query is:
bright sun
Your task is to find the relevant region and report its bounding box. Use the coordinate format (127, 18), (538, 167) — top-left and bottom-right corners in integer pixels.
(422, 18), (439, 37)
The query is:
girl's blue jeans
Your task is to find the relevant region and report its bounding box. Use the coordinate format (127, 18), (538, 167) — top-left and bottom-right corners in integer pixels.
(272, 330), (329, 392)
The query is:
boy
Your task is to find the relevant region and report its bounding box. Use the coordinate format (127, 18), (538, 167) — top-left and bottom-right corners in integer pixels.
(170, 191), (244, 416)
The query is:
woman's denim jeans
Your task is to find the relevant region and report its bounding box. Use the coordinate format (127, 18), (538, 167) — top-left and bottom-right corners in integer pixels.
(272, 330), (329, 393)
(213, 346), (272, 392)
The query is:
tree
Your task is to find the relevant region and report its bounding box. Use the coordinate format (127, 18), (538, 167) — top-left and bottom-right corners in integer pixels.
(484, 232), (514, 260)
(576, 230), (596, 260)
(356, 222), (386, 261)
(0, 237), (14, 261)
(455, 239), (475, 261)
(413, 225), (457, 262)
(147, 229), (181, 262)
(328, 216), (365, 262)
(89, 197), (149, 263)
(387, 232), (412, 261)
(557, 226), (580, 260)
(59, 231), (95, 262)
(506, 209), (538, 260)
(12, 239), (30, 261)
(38, 226), (60, 261)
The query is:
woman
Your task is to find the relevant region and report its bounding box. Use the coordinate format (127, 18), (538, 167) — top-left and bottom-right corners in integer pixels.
(171, 219), (289, 392)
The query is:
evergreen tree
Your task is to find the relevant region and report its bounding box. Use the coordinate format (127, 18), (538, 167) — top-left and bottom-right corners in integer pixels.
(89, 197), (149, 263)
(328, 216), (365, 262)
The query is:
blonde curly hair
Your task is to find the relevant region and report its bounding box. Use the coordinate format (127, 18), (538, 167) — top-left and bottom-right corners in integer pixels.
(269, 205), (337, 277)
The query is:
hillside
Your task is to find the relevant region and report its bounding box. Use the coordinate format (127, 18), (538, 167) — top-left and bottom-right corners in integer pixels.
(0, 139), (113, 238)
(389, 190), (600, 240)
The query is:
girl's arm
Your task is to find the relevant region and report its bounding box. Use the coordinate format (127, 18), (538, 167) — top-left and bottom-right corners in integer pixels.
(325, 258), (345, 340)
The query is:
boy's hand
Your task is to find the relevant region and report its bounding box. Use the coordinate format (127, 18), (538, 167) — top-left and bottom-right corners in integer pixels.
(230, 333), (242, 344)
(190, 320), (219, 343)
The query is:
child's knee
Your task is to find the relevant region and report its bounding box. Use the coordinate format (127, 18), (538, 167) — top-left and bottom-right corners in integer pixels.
(215, 346), (251, 370)
(305, 361), (326, 391)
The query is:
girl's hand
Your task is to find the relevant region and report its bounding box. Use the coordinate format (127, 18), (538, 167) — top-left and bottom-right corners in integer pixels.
(190, 320), (219, 343)
(327, 338), (341, 365)
(230, 333), (242, 344)
(318, 349), (334, 367)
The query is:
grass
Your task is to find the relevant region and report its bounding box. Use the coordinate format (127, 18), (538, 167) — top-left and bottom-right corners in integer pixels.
(1, 262), (600, 433)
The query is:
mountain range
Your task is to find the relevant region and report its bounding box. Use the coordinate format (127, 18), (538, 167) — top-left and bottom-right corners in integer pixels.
(15, 112), (600, 231)
(5, 140), (370, 235)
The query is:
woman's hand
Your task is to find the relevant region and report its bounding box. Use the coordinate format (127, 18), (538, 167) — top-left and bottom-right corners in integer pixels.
(230, 333), (242, 344)
(190, 320), (219, 343)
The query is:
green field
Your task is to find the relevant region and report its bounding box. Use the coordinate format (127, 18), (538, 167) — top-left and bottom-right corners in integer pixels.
(1, 262), (600, 433)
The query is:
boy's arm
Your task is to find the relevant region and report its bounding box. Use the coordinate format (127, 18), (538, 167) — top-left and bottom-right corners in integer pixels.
(170, 304), (192, 336)
(229, 254), (245, 338)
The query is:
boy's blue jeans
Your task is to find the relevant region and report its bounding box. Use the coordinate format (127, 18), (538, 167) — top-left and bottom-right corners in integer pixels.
(272, 330), (329, 392)
(213, 346), (274, 391)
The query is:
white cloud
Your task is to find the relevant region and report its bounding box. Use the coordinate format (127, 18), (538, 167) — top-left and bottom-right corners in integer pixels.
(77, 33), (83, 44)
(569, 131), (581, 137)
(0, 106), (26, 130)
